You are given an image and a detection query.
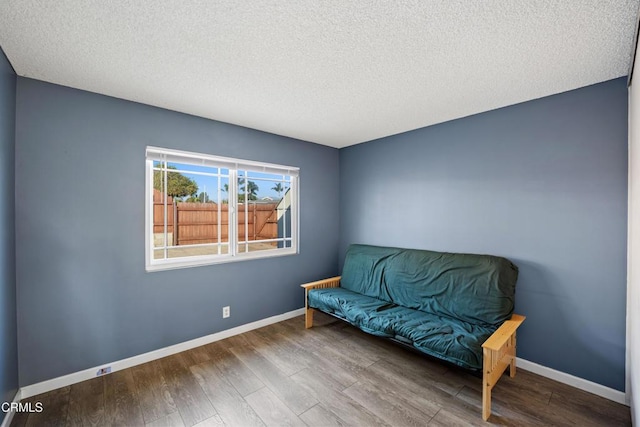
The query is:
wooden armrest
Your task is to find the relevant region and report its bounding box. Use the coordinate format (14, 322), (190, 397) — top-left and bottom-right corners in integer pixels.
(300, 276), (341, 290)
(481, 313), (525, 421)
(482, 314), (525, 351)
(301, 276), (341, 329)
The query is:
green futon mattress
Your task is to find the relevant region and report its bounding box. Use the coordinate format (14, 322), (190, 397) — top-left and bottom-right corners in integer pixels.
(308, 287), (495, 370)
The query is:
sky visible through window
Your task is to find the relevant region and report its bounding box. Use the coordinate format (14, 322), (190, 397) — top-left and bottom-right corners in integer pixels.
(154, 161), (290, 203)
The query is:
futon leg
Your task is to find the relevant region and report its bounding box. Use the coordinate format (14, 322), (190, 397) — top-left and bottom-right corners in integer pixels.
(305, 307), (314, 329)
(482, 347), (491, 421)
(482, 381), (491, 421)
(509, 334), (517, 377)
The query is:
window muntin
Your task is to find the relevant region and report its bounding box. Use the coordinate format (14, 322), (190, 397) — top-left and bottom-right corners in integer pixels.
(146, 147), (299, 271)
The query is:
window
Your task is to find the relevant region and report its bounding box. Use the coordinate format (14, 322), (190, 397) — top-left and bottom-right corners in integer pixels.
(145, 146), (299, 271)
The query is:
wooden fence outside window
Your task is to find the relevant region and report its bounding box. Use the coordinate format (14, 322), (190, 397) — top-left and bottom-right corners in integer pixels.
(153, 191), (279, 246)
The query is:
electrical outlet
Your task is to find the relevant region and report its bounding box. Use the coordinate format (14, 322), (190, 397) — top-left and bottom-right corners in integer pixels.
(223, 306), (230, 318)
(96, 366), (112, 376)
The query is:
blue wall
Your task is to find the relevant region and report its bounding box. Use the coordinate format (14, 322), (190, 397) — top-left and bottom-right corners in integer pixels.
(339, 78), (628, 391)
(0, 49), (17, 405)
(12, 74), (629, 392)
(15, 78), (340, 386)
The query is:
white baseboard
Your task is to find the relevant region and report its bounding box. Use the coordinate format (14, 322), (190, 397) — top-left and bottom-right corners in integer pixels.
(1, 389), (22, 427)
(17, 310), (627, 408)
(20, 308), (305, 399)
(516, 357), (627, 405)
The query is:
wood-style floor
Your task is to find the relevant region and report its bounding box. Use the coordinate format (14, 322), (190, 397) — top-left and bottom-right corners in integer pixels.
(11, 312), (631, 426)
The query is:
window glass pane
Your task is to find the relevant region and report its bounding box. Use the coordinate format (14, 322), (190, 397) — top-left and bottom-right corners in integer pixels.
(277, 191), (292, 239)
(152, 162), (169, 251)
(236, 242), (279, 254)
(152, 161), (229, 260)
(154, 244), (230, 260)
(237, 171), (292, 253)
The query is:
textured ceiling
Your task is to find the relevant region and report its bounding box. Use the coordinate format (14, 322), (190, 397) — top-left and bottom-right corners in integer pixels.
(0, 1), (638, 148)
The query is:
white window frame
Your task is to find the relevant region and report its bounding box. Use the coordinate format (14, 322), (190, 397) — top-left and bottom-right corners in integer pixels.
(145, 146), (299, 272)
